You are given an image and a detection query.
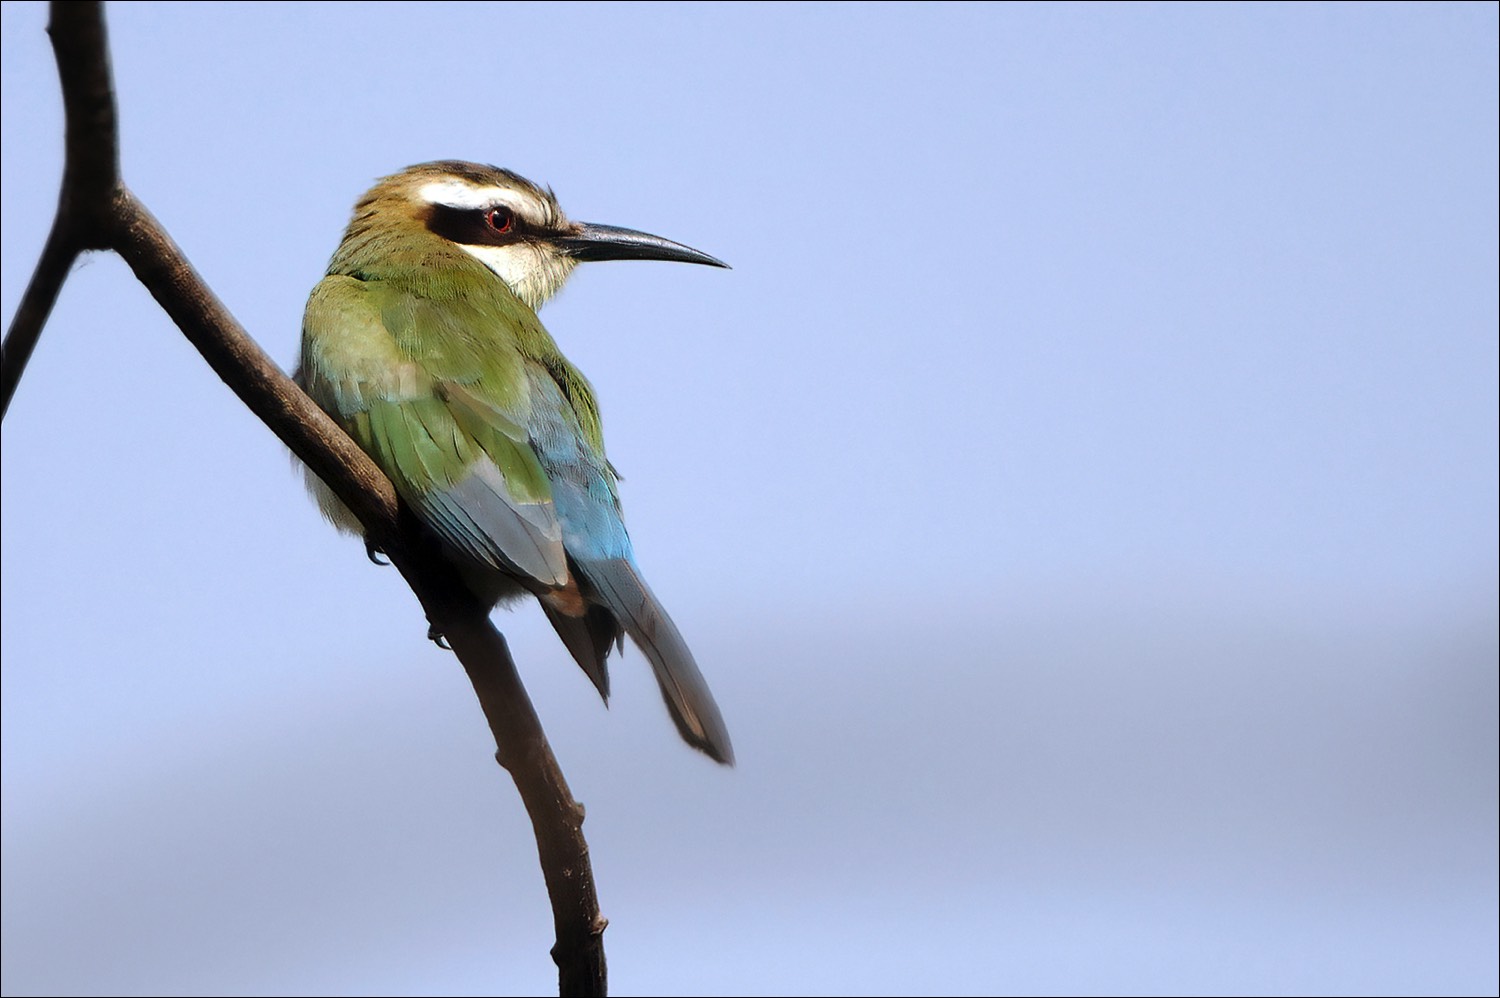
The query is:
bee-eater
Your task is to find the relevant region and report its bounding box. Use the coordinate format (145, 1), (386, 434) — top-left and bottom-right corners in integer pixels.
(295, 161), (732, 764)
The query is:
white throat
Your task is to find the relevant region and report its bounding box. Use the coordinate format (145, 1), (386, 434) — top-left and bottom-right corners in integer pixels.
(456, 242), (575, 310)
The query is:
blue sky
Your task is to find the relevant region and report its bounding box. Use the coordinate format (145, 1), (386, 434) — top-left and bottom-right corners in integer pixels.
(3, 2), (1496, 995)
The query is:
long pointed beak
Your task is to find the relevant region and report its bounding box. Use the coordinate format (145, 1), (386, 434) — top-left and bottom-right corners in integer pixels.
(554, 222), (729, 268)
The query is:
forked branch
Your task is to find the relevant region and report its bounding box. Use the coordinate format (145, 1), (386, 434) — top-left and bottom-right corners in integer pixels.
(0, 4), (606, 994)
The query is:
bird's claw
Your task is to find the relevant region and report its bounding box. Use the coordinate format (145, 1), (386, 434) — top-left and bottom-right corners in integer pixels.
(427, 624), (451, 650)
(364, 540), (389, 566)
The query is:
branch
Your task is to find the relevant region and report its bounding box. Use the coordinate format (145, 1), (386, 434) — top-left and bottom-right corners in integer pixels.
(1, 216), (80, 418)
(0, 2), (116, 416)
(3, 4), (607, 994)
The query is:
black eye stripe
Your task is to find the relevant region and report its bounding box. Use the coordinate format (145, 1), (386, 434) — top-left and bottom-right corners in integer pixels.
(425, 203), (528, 246)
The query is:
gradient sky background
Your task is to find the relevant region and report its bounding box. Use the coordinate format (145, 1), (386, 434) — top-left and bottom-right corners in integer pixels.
(2, 3), (1496, 995)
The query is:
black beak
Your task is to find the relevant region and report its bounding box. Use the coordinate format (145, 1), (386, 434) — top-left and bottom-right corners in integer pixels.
(554, 222), (729, 268)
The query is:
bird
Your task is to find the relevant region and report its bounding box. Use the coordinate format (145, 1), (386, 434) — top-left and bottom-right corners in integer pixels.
(294, 161), (732, 764)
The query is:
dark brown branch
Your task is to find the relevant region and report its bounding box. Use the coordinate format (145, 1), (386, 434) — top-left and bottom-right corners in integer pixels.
(5, 3), (607, 994)
(1, 217), (81, 418)
(0, 2), (117, 417)
(1, 0), (120, 411)
(109, 194), (609, 990)
(106, 189), (406, 540)
(52, 0), (121, 223)
(442, 621), (610, 994)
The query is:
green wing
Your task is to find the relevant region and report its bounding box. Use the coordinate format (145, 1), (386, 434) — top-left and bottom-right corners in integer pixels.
(300, 273), (568, 587)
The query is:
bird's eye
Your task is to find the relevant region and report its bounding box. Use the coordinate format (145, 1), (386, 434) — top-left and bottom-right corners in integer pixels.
(486, 207), (514, 233)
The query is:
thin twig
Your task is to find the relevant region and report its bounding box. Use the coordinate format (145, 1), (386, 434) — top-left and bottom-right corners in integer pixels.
(1, 218), (81, 418)
(1, 1), (118, 417)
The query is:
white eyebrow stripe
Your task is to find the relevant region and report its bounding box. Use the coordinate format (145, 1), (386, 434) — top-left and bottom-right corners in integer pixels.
(418, 179), (548, 220)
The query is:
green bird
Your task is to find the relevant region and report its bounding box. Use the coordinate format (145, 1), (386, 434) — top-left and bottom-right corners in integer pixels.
(295, 161), (732, 764)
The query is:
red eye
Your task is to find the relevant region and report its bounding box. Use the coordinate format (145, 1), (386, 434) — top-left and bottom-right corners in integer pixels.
(486, 207), (514, 233)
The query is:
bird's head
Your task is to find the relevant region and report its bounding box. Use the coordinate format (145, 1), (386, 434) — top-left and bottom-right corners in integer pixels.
(328, 161), (727, 309)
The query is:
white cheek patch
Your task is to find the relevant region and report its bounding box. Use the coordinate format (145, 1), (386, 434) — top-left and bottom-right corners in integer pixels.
(418, 179), (549, 222)
(457, 242), (574, 309)
(456, 242), (535, 294)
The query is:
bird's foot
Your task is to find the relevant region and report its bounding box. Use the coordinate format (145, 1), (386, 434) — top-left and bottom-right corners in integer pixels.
(426, 624), (452, 650)
(364, 539), (389, 566)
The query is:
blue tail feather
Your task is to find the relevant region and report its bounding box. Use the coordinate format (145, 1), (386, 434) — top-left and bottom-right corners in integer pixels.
(575, 558), (733, 765)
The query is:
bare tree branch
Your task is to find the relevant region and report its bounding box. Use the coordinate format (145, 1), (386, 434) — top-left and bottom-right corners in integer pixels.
(0, 3), (115, 415)
(2, 4), (607, 993)
(1, 217), (81, 418)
